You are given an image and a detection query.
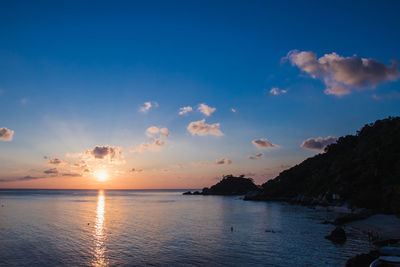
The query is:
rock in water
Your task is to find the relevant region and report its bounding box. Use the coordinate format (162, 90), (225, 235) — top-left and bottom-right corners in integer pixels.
(325, 227), (347, 243)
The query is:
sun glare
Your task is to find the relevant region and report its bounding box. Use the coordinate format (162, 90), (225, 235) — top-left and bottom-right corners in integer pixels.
(95, 171), (108, 182)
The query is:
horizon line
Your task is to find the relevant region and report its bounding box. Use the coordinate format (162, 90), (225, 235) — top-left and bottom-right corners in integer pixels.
(0, 188), (201, 190)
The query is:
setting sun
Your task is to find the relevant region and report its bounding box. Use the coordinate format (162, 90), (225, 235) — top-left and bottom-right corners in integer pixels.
(95, 171), (108, 182)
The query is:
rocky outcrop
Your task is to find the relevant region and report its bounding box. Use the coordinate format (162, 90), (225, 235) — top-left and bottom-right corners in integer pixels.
(183, 175), (259, 196)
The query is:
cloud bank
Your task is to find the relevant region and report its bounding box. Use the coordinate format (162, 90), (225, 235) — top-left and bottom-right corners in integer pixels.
(301, 136), (337, 151)
(61, 172), (82, 177)
(252, 138), (278, 149)
(214, 157), (232, 165)
(187, 119), (223, 136)
(44, 168), (58, 174)
(0, 175), (41, 182)
(86, 145), (124, 162)
(0, 127), (14, 141)
(285, 50), (399, 96)
(248, 153), (263, 160)
(0, 171), (81, 182)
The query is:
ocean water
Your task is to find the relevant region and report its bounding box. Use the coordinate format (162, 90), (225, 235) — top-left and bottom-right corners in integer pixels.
(0, 189), (374, 266)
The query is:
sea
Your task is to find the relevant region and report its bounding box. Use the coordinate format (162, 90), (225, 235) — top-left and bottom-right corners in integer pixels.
(0, 189), (375, 266)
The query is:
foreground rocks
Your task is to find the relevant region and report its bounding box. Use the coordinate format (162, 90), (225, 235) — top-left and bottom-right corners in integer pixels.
(346, 240), (400, 266)
(346, 250), (379, 267)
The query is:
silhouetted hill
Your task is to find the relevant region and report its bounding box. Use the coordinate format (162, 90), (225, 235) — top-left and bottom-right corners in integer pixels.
(247, 117), (400, 214)
(183, 175), (259, 196)
(203, 175), (259, 195)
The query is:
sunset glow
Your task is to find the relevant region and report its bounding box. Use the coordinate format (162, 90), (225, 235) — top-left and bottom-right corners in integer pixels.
(0, 1), (399, 190)
(95, 172), (108, 182)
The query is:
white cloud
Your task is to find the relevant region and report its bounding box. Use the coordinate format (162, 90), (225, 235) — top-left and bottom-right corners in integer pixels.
(146, 126), (170, 137)
(252, 138), (278, 149)
(139, 101), (158, 113)
(285, 50), (399, 96)
(179, 106), (193, 115)
(187, 119), (223, 136)
(198, 103), (216, 116)
(159, 128), (169, 136)
(133, 125), (170, 153)
(269, 87), (288, 96)
(0, 127), (14, 141)
(301, 136), (337, 151)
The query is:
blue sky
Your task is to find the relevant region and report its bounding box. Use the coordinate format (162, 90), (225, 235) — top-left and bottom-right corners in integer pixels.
(0, 0), (399, 188)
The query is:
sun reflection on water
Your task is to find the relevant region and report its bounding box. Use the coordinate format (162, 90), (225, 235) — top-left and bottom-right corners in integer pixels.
(93, 190), (107, 266)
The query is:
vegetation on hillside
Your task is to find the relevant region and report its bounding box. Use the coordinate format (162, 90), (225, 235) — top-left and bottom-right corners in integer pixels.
(201, 175), (259, 195)
(259, 117), (400, 213)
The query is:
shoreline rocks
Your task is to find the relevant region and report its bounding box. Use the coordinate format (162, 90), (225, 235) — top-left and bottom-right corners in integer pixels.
(346, 240), (400, 266)
(346, 250), (380, 267)
(325, 227), (347, 243)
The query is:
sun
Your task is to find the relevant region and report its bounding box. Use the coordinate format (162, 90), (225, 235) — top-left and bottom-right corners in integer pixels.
(95, 171), (108, 182)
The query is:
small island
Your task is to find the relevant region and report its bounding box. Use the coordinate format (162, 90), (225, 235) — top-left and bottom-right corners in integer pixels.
(183, 174), (259, 196)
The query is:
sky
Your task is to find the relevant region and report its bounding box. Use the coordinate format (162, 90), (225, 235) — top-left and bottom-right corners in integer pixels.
(0, 0), (399, 189)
